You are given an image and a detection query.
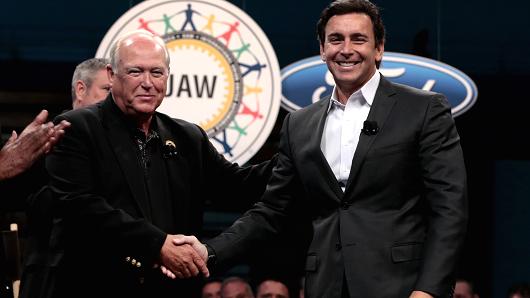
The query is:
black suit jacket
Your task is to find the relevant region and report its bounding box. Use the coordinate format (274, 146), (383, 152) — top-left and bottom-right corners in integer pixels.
(207, 77), (468, 298)
(38, 96), (273, 298)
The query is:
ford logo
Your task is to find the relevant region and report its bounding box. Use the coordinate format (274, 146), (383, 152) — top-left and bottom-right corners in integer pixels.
(281, 52), (478, 117)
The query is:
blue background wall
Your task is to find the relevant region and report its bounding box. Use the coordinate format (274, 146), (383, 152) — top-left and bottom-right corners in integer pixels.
(2, 1), (530, 297)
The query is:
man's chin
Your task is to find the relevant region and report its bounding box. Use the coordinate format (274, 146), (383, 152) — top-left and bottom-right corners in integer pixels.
(135, 103), (160, 113)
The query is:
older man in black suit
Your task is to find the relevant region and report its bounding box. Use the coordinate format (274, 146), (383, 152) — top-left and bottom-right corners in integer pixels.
(44, 30), (274, 298)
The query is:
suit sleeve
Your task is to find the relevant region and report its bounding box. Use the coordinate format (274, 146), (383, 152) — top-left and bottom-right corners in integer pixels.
(206, 113), (301, 265)
(46, 113), (166, 264)
(415, 94), (468, 296)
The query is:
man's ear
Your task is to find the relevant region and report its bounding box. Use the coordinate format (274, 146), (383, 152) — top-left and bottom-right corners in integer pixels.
(320, 44), (326, 62)
(75, 80), (86, 100)
(375, 42), (385, 65)
(107, 64), (114, 82)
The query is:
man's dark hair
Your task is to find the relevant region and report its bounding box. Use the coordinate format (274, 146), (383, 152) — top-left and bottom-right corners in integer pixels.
(316, 0), (385, 48)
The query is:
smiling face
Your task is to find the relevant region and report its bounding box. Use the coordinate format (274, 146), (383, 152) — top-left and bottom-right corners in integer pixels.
(109, 34), (169, 124)
(320, 12), (383, 100)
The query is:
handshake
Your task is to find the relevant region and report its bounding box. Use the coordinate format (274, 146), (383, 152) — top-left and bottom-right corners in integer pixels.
(158, 234), (210, 279)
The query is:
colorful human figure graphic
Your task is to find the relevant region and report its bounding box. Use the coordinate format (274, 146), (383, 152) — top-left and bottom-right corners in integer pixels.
(239, 102), (263, 121)
(201, 14), (216, 34)
(162, 13), (178, 34)
(137, 18), (157, 35)
(228, 119), (247, 137)
(239, 61), (267, 78)
(217, 21), (241, 47)
(244, 84), (263, 96)
(232, 42), (251, 60)
(212, 130), (234, 157)
(179, 3), (201, 31)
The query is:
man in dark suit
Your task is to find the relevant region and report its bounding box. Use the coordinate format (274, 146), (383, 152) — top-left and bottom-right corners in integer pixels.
(44, 30), (274, 298)
(177, 1), (467, 297)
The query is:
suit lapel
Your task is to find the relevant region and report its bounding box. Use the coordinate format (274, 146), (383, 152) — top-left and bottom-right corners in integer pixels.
(100, 97), (151, 220)
(344, 77), (397, 198)
(155, 115), (195, 232)
(155, 115), (185, 202)
(310, 97), (344, 201)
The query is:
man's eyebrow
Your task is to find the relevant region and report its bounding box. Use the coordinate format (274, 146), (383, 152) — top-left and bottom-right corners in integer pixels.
(350, 32), (368, 38)
(327, 32), (344, 38)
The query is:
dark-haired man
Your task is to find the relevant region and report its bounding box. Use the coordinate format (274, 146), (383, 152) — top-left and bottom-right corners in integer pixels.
(177, 0), (467, 297)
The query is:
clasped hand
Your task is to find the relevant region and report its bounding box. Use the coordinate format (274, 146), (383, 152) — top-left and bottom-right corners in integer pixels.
(158, 234), (208, 279)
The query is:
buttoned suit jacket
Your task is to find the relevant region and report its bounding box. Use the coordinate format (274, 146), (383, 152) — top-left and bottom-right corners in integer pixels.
(207, 76), (468, 298)
(40, 96), (274, 298)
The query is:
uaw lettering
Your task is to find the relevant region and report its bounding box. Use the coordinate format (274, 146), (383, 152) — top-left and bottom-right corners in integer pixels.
(96, 0), (281, 164)
(166, 73), (217, 99)
(281, 52), (478, 117)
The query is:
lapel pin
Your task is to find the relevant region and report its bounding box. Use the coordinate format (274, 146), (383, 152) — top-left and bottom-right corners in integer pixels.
(163, 140), (178, 158)
(361, 120), (379, 136)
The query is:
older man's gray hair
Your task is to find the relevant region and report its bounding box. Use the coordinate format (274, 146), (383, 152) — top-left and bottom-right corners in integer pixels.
(71, 58), (109, 101)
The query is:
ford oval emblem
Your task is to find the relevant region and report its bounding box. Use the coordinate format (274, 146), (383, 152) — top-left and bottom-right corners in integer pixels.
(281, 52), (478, 117)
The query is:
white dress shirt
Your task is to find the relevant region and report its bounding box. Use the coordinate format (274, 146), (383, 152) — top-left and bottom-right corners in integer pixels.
(320, 71), (381, 191)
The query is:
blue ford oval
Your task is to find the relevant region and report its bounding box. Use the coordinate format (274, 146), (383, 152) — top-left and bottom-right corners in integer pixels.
(281, 52), (478, 117)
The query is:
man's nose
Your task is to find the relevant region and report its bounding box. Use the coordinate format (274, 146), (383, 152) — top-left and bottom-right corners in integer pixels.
(141, 72), (154, 88)
(340, 41), (354, 55)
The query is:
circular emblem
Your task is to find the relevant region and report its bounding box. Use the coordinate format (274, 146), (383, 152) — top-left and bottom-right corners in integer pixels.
(96, 0), (281, 164)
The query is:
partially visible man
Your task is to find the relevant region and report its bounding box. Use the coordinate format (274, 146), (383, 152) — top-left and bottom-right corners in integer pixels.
(71, 57), (111, 109)
(202, 279), (222, 298)
(177, 0), (467, 297)
(19, 57), (111, 298)
(45, 30), (274, 298)
(221, 277), (254, 298)
(453, 278), (479, 298)
(256, 279), (289, 298)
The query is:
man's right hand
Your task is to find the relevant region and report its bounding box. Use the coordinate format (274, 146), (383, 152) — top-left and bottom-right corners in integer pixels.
(159, 234), (209, 279)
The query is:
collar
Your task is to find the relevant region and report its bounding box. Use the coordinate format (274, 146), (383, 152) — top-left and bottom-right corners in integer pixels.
(327, 71), (380, 113)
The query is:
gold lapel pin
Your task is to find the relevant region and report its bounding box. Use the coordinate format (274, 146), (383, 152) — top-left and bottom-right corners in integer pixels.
(165, 140), (176, 149)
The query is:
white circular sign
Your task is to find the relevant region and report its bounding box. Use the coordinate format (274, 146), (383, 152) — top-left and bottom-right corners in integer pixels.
(96, 0), (281, 164)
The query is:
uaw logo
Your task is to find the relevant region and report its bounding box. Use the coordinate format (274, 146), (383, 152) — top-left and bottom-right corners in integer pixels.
(281, 52), (478, 117)
(96, 0), (281, 164)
